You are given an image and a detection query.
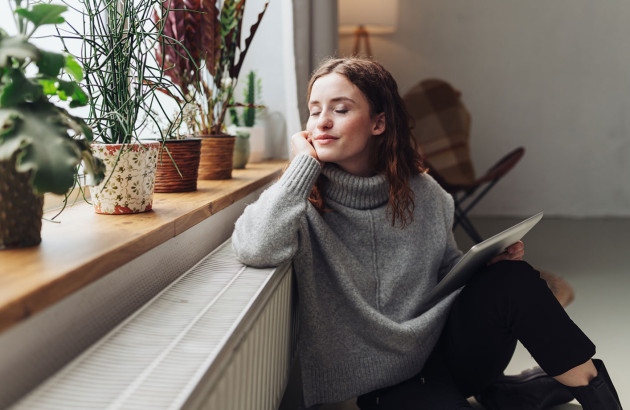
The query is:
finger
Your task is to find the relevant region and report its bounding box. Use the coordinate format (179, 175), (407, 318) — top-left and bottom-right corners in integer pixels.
(291, 131), (318, 159)
(507, 241), (524, 252)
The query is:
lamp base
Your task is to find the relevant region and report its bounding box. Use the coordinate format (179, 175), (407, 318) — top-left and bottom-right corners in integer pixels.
(353, 25), (372, 57)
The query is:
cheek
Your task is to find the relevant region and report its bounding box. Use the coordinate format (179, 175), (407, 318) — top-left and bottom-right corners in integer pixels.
(306, 118), (316, 132)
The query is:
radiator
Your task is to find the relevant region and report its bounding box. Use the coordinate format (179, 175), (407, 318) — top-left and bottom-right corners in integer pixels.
(12, 240), (296, 410)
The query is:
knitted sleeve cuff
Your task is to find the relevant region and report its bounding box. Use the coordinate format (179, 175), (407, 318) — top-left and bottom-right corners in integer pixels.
(278, 154), (321, 199)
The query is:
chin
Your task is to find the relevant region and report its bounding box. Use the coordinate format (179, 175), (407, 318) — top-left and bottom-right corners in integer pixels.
(313, 149), (337, 163)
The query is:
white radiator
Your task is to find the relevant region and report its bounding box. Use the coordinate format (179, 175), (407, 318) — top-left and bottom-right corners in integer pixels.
(12, 240), (296, 410)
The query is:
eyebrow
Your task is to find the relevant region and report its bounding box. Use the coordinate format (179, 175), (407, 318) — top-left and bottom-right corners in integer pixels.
(308, 96), (356, 106)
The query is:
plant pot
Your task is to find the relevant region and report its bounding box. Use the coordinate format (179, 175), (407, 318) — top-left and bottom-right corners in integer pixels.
(154, 138), (202, 193)
(90, 142), (160, 214)
(232, 126), (265, 163)
(0, 153), (44, 249)
(232, 131), (250, 169)
(198, 134), (236, 180)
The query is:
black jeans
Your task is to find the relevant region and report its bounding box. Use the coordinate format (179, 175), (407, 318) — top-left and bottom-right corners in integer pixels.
(357, 261), (596, 409)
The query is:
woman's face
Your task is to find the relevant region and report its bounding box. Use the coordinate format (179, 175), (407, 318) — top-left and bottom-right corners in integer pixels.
(307, 73), (385, 176)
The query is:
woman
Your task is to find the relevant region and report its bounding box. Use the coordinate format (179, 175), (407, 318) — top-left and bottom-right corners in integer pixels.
(232, 57), (621, 409)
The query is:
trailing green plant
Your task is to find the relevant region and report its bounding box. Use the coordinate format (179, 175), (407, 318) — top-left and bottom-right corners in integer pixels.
(229, 69), (264, 127)
(58, 0), (185, 144)
(0, 1), (105, 195)
(154, 0), (269, 135)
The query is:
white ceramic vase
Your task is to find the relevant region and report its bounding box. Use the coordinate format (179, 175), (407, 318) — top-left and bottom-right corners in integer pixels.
(90, 142), (160, 214)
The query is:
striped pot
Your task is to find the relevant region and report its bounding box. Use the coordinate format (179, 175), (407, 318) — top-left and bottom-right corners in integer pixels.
(154, 138), (202, 193)
(198, 134), (236, 180)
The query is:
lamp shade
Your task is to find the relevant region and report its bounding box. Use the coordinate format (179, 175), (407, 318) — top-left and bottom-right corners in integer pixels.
(338, 0), (399, 34)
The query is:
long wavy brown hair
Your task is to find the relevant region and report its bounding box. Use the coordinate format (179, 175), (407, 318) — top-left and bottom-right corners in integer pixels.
(306, 57), (426, 228)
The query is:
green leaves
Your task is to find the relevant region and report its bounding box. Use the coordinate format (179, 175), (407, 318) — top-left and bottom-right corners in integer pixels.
(0, 38), (88, 109)
(64, 55), (83, 82)
(1, 69), (43, 106)
(36, 50), (65, 77)
(39, 79), (89, 107)
(0, 36), (38, 67)
(0, 1), (103, 195)
(15, 4), (68, 30)
(0, 102), (105, 194)
(39, 55), (89, 107)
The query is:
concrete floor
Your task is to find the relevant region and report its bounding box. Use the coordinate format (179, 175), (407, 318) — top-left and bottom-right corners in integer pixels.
(319, 216), (629, 409)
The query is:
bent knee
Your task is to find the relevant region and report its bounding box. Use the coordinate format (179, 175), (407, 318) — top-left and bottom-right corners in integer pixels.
(468, 261), (546, 302)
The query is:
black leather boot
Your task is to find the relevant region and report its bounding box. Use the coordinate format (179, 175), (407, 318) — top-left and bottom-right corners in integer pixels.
(569, 359), (622, 410)
(474, 366), (573, 410)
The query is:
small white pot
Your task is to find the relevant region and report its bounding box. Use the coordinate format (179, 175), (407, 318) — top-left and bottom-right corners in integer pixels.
(231, 126), (265, 163)
(90, 142), (160, 214)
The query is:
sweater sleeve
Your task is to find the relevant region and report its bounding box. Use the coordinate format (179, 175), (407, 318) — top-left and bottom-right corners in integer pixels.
(232, 154), (321, 267)
(437, 187), (464, 281)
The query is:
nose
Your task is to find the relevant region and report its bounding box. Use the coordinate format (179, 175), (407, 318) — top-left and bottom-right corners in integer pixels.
(316, 111), (333, 130)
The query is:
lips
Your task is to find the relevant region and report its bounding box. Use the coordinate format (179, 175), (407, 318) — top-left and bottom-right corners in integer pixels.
(313, 134), (338, 145)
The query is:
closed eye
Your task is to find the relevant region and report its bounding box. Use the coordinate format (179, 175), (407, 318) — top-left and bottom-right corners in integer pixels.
(334, 109), (348, 114)
(309, 111), (321, 117)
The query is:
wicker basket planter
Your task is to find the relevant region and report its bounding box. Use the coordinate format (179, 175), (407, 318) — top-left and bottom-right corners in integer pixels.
(0, 154), (44, 249)
(154, 138), (202, 193)
(90, 142), (160, 214)
(198, 134), (236, 180)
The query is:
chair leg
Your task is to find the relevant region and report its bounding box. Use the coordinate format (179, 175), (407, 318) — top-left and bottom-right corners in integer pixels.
(454, 203), (483, 244)
(452, 179), (502, 244)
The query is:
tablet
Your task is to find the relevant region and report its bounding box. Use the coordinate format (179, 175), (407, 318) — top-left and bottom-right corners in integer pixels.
(419, 211), (544, 311)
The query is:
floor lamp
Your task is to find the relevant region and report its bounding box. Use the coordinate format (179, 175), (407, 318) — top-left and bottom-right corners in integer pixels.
(338, 0), (399, 57)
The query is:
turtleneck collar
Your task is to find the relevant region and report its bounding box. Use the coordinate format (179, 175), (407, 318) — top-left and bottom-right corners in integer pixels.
(321, 164), (389, 209)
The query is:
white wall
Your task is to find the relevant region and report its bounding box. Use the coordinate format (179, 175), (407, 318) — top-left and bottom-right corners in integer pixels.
(340, 0), (630, 217)
(231, 0), (298, 160)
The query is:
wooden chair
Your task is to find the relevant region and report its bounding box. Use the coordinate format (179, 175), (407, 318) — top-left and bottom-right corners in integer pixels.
(403, 79), (525, 244)
(403, 79), (574, 307)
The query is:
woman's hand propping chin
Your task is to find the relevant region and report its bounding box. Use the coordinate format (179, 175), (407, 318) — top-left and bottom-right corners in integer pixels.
(291, 131), (320, 161)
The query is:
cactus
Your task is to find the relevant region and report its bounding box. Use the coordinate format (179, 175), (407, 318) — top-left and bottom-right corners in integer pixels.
(243, 71), (257, 126)
(229, 70), (263, 127)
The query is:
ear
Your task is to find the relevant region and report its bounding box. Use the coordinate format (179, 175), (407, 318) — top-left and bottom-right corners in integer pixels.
(372, 112), (386, 136)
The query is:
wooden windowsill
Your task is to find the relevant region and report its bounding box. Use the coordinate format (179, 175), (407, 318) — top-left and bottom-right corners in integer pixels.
(0, 160), (286, 334)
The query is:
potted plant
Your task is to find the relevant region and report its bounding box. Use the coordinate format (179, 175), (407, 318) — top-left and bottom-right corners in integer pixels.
(61, 0), (182, 213)
(0, 2), (105, 248)
(152, 117), (202, 193)
(154, 0), (269, 180)
(228, 69), (265, 168)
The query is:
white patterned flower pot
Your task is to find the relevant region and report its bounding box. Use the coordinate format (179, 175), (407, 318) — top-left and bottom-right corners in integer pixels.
(90, 142), (160, 214)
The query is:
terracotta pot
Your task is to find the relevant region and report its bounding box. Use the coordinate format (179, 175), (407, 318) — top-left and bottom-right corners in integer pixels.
(154, 138), (202, 193)
(90, 142), (160, 214)
(0, 153), (44, 248)
(198, 134), (236, 180)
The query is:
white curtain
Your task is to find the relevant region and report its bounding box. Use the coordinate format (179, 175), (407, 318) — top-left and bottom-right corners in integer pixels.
(292, 0), (339, 128)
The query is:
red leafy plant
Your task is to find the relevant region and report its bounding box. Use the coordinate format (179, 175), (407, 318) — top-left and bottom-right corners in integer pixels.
(154, 0), (269, 136)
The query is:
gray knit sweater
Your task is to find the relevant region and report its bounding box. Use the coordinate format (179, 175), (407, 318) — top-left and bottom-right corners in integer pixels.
(232, 154), (463, 407)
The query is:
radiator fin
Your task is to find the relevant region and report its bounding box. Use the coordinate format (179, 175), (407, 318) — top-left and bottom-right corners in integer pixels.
(12, 240), (294, 410)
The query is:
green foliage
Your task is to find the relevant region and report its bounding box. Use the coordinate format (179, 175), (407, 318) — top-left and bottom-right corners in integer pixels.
(243, 71), (260, 127)
(228, 70), (264, 127)
(155, 0), (269, 135)
(60, 0), (184, 144)
(0, 1), (105, 194)
(15, 4), (67, 27)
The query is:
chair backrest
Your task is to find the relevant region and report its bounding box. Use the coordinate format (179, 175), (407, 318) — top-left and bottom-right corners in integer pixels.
(403, 79), (476, 188)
